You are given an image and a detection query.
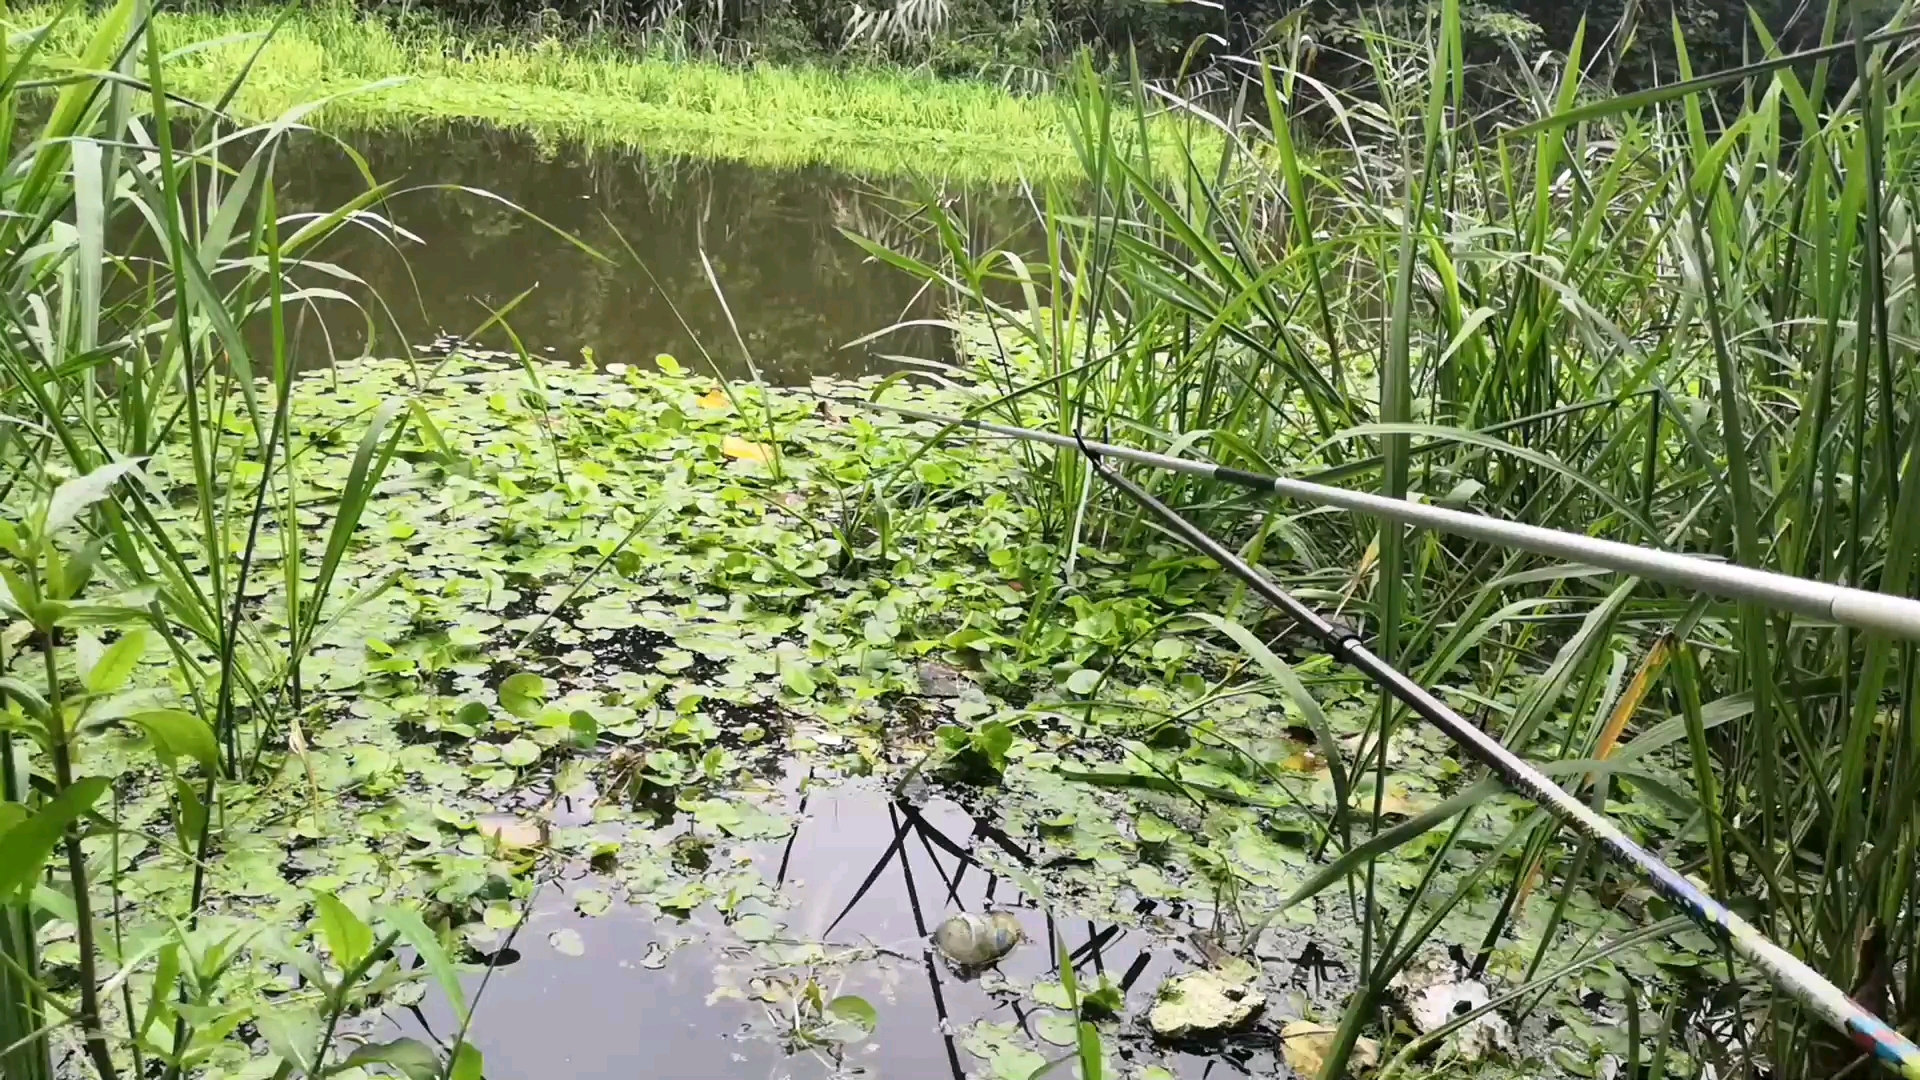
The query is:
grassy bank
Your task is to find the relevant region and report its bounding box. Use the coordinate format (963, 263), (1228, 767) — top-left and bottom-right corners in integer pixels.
(11, 3), (1147, 180)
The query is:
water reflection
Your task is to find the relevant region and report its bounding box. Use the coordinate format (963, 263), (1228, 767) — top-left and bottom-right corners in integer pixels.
(271, 122), (1028, 383)
(372, 782), (1289, 1079)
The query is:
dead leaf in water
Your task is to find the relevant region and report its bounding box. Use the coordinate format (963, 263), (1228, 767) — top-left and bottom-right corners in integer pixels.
(1280, 1020), (1378, 1075)
(476, 815), (544, 851)
(722, 435), (774, 463)
(696, 388), (731, 410)
(1281, 747), (1327, 773)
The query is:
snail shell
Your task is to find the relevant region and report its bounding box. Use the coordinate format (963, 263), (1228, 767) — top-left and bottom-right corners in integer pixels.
(933, 911), (1025, 968)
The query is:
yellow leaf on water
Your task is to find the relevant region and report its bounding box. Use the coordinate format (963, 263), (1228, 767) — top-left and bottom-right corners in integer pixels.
(696, 389), (732, 410)
(476, 815), (545, 850)
(722, 435), (774, 464)
(1281, 1021), (1378, 1076)
(1281, 745), (1327, 773)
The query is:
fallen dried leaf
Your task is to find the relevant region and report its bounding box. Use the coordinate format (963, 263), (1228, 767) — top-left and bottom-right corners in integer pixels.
(1280, 1020), (1378, 1075)
(696, 388), (731, 410)
(722, 435), (774, 463)
(476, 815), (545, 850)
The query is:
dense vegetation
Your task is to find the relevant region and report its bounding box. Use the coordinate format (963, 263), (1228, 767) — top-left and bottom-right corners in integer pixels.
(857, 1), (1920, 1075)
(269, 0), (1864, 92)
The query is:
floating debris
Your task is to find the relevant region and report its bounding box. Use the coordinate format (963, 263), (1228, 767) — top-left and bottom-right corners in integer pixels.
(1280, 1020), (1378, 1075)
(1148, 958), (1266, 1040)
(1390, 951), (1513, 1062)
(933, 910), (1025, 969)
(475, 814), (545, 851)
(916, 660), (982, 701)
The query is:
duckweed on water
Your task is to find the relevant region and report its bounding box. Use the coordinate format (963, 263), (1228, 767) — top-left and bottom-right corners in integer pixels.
(78, 354), (1726, 1078)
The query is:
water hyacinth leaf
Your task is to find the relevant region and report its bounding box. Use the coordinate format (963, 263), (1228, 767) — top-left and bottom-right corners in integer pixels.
(782, 663), (818, 697)
(455, 700), (491, 726)
(131, 709), (220, 773)
(1063, 668), (1102, 695)
(313, 890), (375, 970)
(568, 709), (598, 747)
(497, 672), (547, 718)
(375, 903), (468, 1021)
(341, 1037), (442, 1080)
(827, 995), (879, 1038)
(0, 776), (110, 899)
(81, 628), (148, 694)
(656, 353), (683, 374)
(500, 738), (541, 767)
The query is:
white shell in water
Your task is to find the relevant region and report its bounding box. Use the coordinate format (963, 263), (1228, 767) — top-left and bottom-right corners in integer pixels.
(933, 911), (1024, 968)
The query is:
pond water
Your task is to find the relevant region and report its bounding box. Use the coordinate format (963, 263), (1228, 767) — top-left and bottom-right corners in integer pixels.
(273, 122), (1030, 382)
(364, 781), (1319, 1080)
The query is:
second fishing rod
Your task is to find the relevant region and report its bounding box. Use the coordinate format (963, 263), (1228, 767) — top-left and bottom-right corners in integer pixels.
(1068, 438), (1920, 1079)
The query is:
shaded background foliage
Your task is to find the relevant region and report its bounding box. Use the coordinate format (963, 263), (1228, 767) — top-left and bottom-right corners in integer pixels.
(235, 0), (1881, 88)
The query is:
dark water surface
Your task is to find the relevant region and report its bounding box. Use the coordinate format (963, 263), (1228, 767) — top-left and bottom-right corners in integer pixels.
(368, 782), (1310, 1080)
(274, 123), (1029, 382)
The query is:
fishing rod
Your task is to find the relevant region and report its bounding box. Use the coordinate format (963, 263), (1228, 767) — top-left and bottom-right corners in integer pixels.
(1072, 440), (1920, 1079)
(846, 400), (1920, 643)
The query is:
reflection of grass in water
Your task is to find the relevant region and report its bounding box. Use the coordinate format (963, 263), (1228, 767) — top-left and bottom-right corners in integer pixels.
(14, 4), (1178, 181)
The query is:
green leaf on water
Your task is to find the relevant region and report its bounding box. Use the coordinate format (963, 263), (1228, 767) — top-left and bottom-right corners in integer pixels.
(574, 888), (612, 916)
(1135, 813), (1178, 844)
(455, 700), (491, 726)
(548, 928), (585, 956)
(782, 663), (818, 697)
(1064, 668), (1102, 695)
(568, 709), (599, 747)
(500, 738), (541, 768)
(342, 1037), (442, 1080)
(498, 672), (547, 719)
(828, 994), (879, 1037)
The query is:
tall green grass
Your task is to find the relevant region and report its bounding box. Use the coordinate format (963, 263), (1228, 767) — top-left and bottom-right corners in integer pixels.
(867, 2), (1920, 1074)
(9, 2), (1167, 181)
(0, 3), (477, 1076)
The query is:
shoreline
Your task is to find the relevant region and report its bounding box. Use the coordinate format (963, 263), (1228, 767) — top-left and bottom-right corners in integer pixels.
(12, 4), (1181, 181)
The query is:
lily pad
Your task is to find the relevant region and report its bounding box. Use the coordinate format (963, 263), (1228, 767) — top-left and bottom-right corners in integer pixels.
(548, 928), (585, 957)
